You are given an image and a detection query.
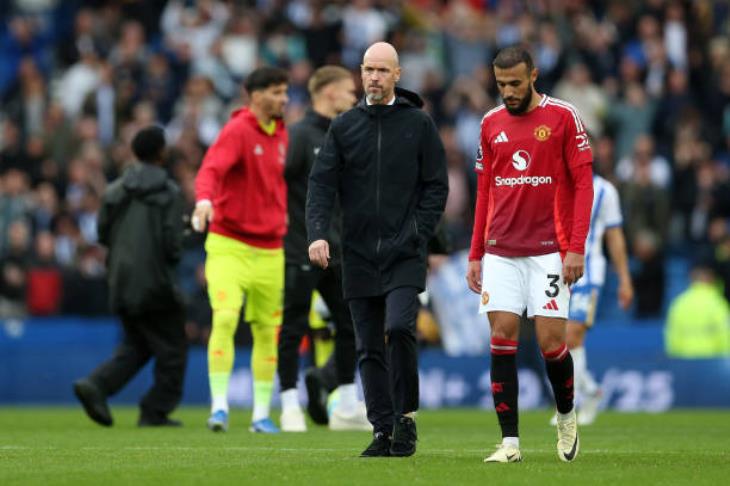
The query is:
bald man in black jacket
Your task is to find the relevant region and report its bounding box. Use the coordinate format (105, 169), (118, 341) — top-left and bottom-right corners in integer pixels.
(307, 42), (448, 457)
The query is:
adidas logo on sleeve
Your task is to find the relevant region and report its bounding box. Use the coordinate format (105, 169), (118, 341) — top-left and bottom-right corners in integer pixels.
(494, 131), (509, 143)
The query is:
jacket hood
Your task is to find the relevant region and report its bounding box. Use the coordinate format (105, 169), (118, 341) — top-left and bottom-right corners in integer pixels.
(122, 163), (169, 197)
(357, 86), (424, 111)
(393, 86), (424, 108)
(230, 106), (286, 134)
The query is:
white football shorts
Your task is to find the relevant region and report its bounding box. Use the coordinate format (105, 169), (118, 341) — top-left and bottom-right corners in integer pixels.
(478, 252), (570, 319)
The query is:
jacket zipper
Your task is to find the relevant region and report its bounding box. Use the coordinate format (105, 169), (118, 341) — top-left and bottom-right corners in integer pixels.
(375, 114), (382, 257)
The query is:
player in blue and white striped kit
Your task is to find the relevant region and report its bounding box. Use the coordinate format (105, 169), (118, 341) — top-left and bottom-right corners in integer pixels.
(564, 174), (634, 425)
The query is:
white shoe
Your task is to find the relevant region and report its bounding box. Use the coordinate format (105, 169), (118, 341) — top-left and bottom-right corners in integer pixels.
(329, 402), (372, 431)
(483, 444), (522, 463)
(549, 413), (557, 426)
(578, 389), (602, 425)
(280, 408), (307, 432)
(556, 409), (579, 462)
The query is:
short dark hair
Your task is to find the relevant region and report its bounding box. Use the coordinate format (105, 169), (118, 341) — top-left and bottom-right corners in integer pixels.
(493, 46), (534, 72)
(244, 66), (289, 93)
(131, 126), (166, 162)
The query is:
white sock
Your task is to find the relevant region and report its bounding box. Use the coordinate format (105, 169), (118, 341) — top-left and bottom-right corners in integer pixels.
(502, 437), (519, 448)
(281, 388), (300, 412)
(336, 383), (357, 411)
(252, 381), (273, 422)
(572, 346), (598, 396)
(571, 346), (587, 397)
(211, 395), (229, 414)
(252, 404), (270, 422)
(583, 371), (599, 396)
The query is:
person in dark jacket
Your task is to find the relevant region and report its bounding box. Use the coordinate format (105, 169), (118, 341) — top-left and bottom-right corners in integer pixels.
(278, 65), (370, 432)
(307, 42), (448, 457)
(73, 126), (186, 427)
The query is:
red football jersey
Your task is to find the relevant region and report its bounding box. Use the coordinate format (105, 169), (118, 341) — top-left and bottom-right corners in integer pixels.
(469, 95), (594, 259)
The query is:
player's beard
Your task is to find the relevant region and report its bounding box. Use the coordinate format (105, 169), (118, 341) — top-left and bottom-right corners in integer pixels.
(265, 100), (285, 119)
(366, 83), (388, 104)
(366, 91), (384, 103)
(504, 85), (533, 115)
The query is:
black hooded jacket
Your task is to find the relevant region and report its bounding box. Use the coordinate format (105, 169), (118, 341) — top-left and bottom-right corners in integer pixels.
(98, 162), (184, 315)
(306, 87), (448, 299)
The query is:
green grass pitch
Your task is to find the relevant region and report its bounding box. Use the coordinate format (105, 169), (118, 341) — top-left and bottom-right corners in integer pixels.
(1, 407), (728, 485)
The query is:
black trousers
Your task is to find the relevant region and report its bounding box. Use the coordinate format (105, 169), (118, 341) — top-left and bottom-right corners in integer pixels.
(277, 263), (356, 391)
(88, 305), (187, 419)
(349, 286), (420, 434)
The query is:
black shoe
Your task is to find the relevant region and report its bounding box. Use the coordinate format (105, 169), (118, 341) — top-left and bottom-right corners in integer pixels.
(390, 415), (417, 457)
(360, 432), (392, 457)
(73, 379), (112, 427)
(138, 415), (183, 427)
(304, 367), (329, 425)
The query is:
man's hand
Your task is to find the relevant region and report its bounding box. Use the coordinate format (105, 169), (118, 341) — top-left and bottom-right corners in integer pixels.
(309, 240), (330, 269)
(617, 278), (634, 310)
(562, 251), (584, 286)
(466, 259), (482, 294)
(191, 200), (213, 233)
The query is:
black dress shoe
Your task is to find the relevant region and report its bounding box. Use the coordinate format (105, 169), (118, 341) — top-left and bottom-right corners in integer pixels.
(304, 367), (329, 425)
(73, 379), (113, 427)
(360, 432), (392, 457)
(138, 416), (183, 427)
(390, 416), (417, 457)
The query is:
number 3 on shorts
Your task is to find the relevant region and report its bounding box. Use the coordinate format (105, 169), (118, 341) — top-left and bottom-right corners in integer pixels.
(545, 274), (560, 298)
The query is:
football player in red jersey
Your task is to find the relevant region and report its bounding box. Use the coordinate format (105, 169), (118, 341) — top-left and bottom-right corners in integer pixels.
(466, 46), (594, 463)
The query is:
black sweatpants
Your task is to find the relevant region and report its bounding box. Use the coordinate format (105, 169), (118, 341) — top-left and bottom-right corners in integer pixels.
(277, 263), (356, 391)
(88, 305), (187, 419)
(349, 286), (420, 435)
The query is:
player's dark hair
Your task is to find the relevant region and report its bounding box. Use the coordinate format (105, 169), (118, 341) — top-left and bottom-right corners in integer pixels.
(131, 125), (166, 163)
(493, 46), (535, 72)
(245, 66), (289, 93)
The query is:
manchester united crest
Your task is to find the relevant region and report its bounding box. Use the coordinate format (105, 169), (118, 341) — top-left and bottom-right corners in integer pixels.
(481, 291), (490, 306)
(534, 124), (551, 141)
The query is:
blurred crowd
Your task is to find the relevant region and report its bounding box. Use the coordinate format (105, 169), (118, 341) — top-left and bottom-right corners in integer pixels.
(1, 0), (730, 342)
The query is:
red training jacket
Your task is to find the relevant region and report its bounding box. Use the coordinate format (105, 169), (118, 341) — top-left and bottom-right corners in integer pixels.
(195, 107), (288, 248)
